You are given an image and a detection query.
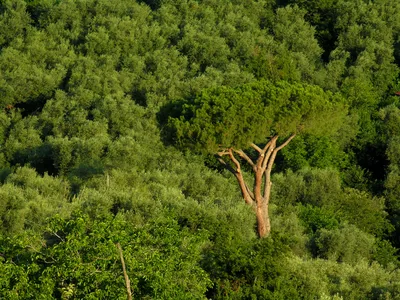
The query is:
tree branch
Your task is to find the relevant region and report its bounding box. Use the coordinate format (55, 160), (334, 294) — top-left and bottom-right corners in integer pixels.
(275, 133), (296, 152)
(250, 143), (263, 153)
(233, 149), (255, 169)
(262, 135), (278, 153)
(261, 136), (278, 173)
(217, 150), (230, 156)
(116, 243), (132, 300)
(228, 148), (241, 173)
(263, 134), (295, 197)
(244, 182), (255, 200)
(217, 149), (255, 206)
(216, 155), (236, 175)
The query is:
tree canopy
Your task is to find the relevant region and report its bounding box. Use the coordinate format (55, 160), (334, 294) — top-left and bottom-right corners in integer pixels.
(167, 80), (346, 152)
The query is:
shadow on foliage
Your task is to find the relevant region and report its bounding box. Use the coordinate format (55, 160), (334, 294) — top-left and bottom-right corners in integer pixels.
(156, 98), (189, 146)
(68, 162), (105, 195)
(137, 0), (162, 10)
(14, 92), (52, 118)
(11, 143), (58, 176)
(202, 232), (295, 299)
(132, 88), (147, 107)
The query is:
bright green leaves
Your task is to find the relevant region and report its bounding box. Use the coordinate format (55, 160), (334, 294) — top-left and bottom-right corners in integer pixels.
(166, 80), (346, 153)
(0, 213), (211, 299)
(4, 115), (43, 165)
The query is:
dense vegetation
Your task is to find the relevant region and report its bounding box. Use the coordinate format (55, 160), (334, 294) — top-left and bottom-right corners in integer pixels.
(1, 0), (400, 298)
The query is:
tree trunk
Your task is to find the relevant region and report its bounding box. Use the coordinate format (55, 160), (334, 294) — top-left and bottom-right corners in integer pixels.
(217, 134), (295, 238)
(256, 198), (270, 238)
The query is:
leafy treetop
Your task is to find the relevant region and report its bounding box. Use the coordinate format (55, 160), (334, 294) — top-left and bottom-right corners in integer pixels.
(167, 80), (346, 153)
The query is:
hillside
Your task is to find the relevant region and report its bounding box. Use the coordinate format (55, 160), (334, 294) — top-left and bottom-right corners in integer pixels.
(1, 0), (400, 298)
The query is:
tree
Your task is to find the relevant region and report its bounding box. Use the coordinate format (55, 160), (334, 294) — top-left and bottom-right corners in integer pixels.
(165, 80), (346, 237)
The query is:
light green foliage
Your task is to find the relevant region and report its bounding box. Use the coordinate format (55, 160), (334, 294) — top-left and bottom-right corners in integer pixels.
(270, 205), (310, 257)
(296, 168), (342, 208)
(285, 256), (400, 299)
(0, 0), (31, 47)
(0, 167), (71, 234)
(338, 188), (391, 236)
(277, 0), (339, 60)
(0, 29), (73, 107)
(4, 116), (43, 164)
(333, 0), (398, 111)
(313, 224), (375, 264)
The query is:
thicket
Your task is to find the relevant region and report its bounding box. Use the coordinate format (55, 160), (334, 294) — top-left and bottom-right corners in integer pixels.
(1, 0), (400, 298)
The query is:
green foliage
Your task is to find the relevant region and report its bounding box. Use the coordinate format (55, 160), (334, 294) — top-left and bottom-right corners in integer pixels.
(279, 134), (349, 171)
(284, 257), (400, 299)
(0, 29), (73, 107)
(166, 80), (346, 153)
(313, 224), (375, 264)
(0, 0), (399, 298)
(277, 0), (339, 62)
(272, 168), (392, 237)
(373, 239), (399, 268)
(299, 205), (339, 234)
(0, 213), (211, 299)
(0, 167), (71, 235)
(202, 233), (301, 300)
(0, 0), (31, 48)
(272, 5), (324, 83)
(338, 188), (392, 236)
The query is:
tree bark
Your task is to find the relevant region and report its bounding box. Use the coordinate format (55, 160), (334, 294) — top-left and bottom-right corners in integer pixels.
(217, 134), (295, 238)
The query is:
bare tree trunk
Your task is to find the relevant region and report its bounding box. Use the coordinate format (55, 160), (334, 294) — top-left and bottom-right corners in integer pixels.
(217, 134), (295, 238)
(256, 201), (269, 238)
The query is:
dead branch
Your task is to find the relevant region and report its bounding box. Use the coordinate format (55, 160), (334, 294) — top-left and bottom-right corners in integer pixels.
(116, 243), (132, 300)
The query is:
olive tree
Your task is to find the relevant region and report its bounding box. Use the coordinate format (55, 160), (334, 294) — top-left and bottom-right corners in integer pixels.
(165, 80), (346, 237)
